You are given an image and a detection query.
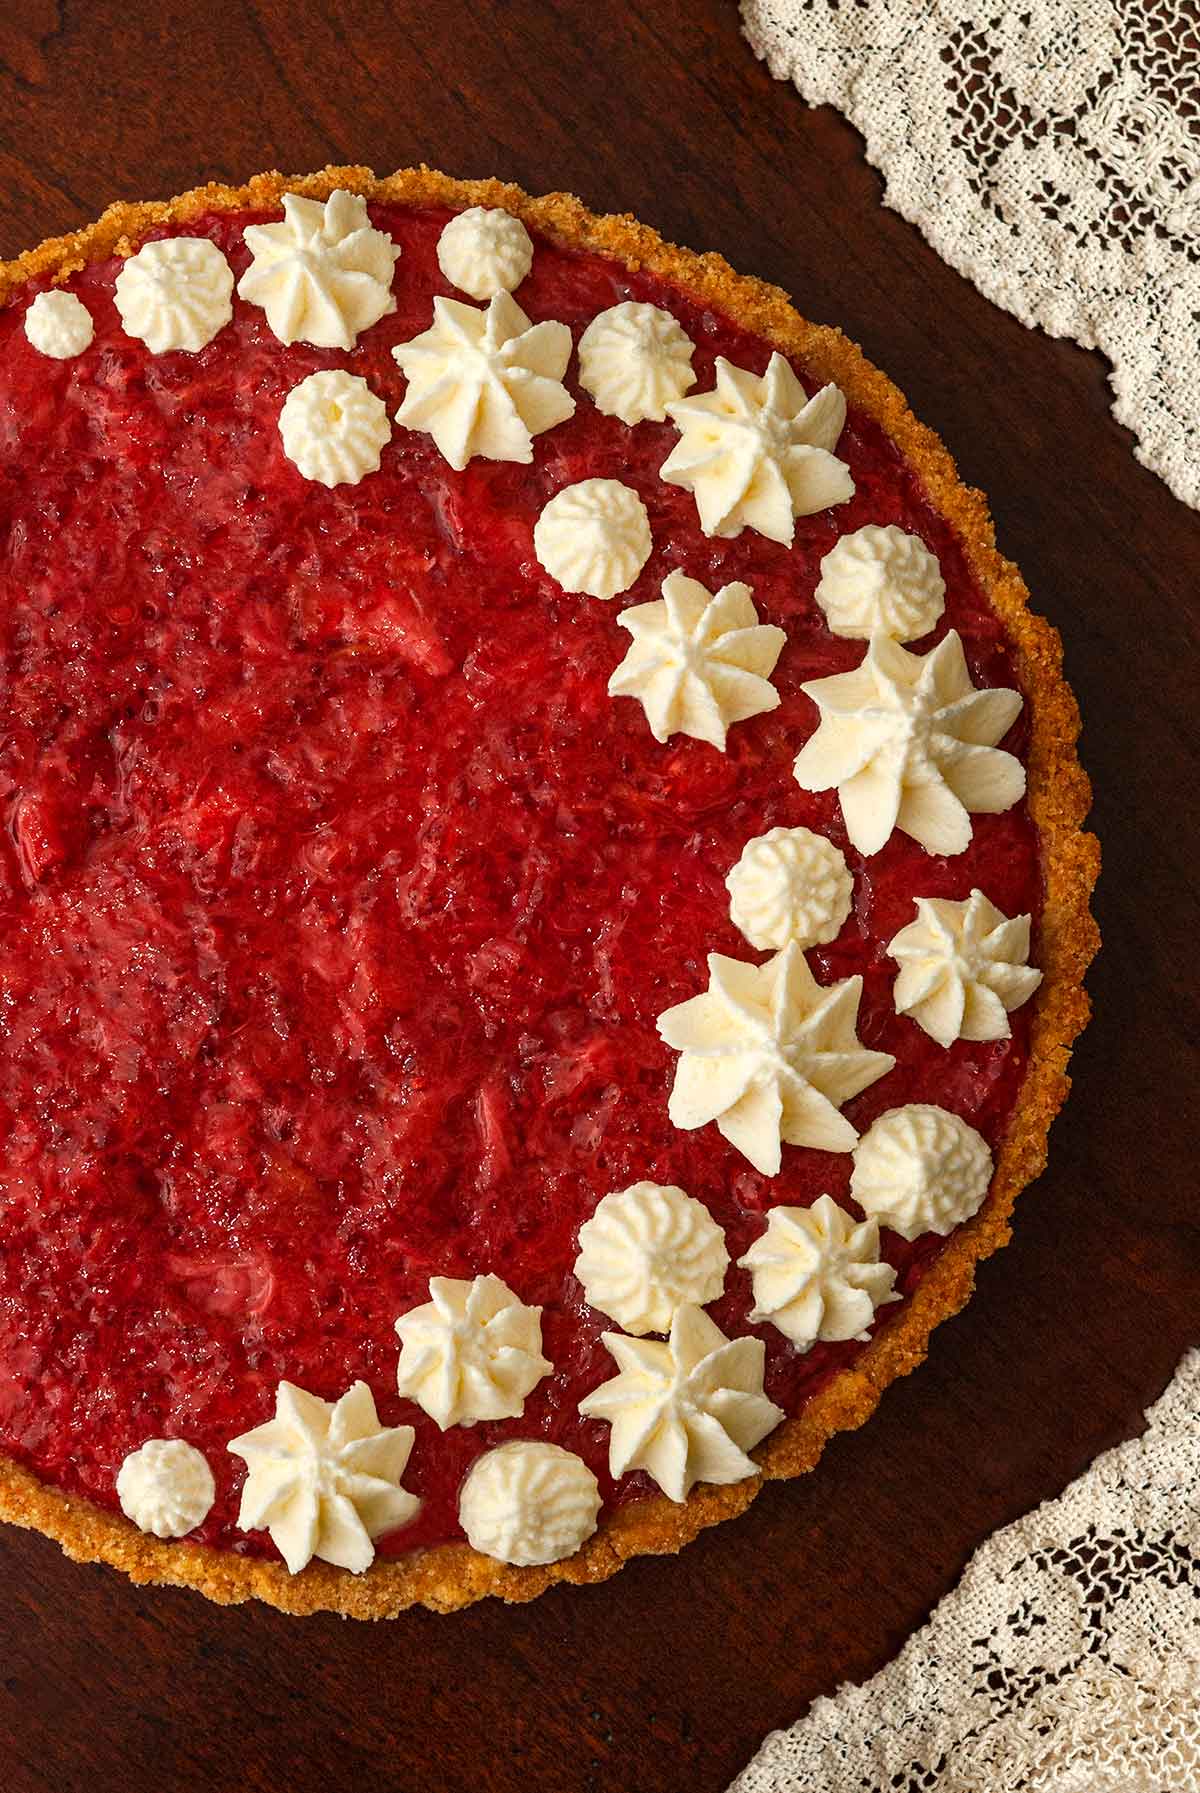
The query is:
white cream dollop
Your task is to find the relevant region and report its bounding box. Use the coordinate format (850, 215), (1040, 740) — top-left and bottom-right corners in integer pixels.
(394, 1273), (551, 1429)
(889, 889), (1042, 1047)
(851, 1104), (993, 1241)
(657, 942), (895, 1175)
(661, 353), (853, 544)
(25, 290), (94, 358)
(578, 1305), (783, 1502)
(608, 571), (785, 747)
(815, 525), (946, 641)
(534, 478), (652, 599)
(114, 236), (233, 353)
(726, 825), (853, 951)
(238, 189), (399, 349)
(227, 1380), (419, 1575)
(738, 1194), (899, 1350)
(116, 1438), (215, 1539)
(578, 301), (696, 424)
(792, 631), (1025, 857)
(392, 292), (574, 470)
(574, 1183), (729, 1335)
(278, 370), (390, 487)
(437, 207), (533, 299)
(458, 1440), (601, 1566)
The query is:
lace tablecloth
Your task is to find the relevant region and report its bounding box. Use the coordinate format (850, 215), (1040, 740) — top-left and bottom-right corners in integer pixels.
(741, 0), (1200, 509)
(731, 1351), (1200, 1791)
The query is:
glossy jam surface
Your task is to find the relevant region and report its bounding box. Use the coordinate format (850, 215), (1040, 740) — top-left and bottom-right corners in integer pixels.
(0, 204), (1038, 1558)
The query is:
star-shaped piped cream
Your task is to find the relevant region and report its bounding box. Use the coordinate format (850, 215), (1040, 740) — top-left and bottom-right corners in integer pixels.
(237, 189), (400, 349)
(394, 1273), (551, 1429)
(578, 1304), (783, 1501)
(392, 292), (574, 470)
(888, 888), (1042, 1047)
(227, 1380), (419, 1575)
(608, 572), (786, 748)
(656, 943), (895, 1174)
(661, 353), (853, 544)
(792, 631), (1025, 857)
(738, 1194), (899, 1350)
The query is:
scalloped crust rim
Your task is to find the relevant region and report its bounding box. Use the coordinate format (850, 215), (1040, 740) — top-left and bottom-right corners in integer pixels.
(0, 165), (1100, 1618)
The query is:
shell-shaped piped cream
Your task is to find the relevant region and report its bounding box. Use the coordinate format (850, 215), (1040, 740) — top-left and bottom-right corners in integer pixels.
(578, 301), (695, 424)
(437, 207), (534, 299)
(574, 1183), (728, 1335)
(815, 525), (946, 641)
(534, 479), (652, 600)
(458, 1441), (601, 1566)
(850, 1104), (993, 1241)
(726, 826), (853, 951)
(114, 237), (234, 353)
(278, 370), (391, 487)
(116, 1439), (215, 1539)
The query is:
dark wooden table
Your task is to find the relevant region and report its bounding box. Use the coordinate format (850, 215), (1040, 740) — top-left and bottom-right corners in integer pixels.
(1, 4), (1197, 1790)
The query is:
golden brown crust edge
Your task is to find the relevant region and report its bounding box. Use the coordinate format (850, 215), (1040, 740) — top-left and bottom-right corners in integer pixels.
(0, 165), (1099, 1618)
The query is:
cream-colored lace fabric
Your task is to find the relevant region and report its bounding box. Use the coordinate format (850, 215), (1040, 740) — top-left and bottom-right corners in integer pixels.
(740, 0), (1200, 509)
(731, 1350), (1200, 1792)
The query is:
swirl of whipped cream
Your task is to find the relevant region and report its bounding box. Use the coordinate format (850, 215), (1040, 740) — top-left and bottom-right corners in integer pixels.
(608, 571), (785, 747)
(394, 1273), (551, 1429)
(392, 292), (574, 470)
(458, 1441), (601, 1566)
(534, 478), (652, 599)
(725, 825), (853, 951)
(116, 1438), (215, 1539)
(574, 1183), (729, 1335)
(578, 1304), (783, 1502)
(578, 301), (696, 424)
(889, 888), (1042, 1047)
(437, 207), (533, 299)
(738, 1194), (899, 1349)
(238, 189), (399, 349)
(278, 370), (391, 487)
(661, 353), (853, 544)
(228, 1380), (419, 1575)
(850, 1104), (993, 1241)
(815, 525), (946, 641)
(114, 237), (233, 354)
(657, 943), (895, 1175)
(792, 631), (1025, 857)
(25, 290), (94, 359)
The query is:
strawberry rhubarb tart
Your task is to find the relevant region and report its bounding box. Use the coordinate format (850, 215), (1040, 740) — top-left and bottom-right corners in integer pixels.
(0, 167), (1097, 1615)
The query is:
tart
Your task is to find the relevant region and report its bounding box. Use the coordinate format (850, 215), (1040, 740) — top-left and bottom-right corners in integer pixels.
(0, 165), (1098, 1616)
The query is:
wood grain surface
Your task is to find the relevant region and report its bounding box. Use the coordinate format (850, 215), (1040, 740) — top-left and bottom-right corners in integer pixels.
(0, 3), (1196, 1790)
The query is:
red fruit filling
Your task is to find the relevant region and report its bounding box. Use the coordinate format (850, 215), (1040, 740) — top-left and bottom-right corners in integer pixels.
(0, 203), (1038, 1560)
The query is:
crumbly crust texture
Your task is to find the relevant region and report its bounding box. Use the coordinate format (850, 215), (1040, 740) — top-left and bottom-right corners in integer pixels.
(0, 165), (1099, 1617)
